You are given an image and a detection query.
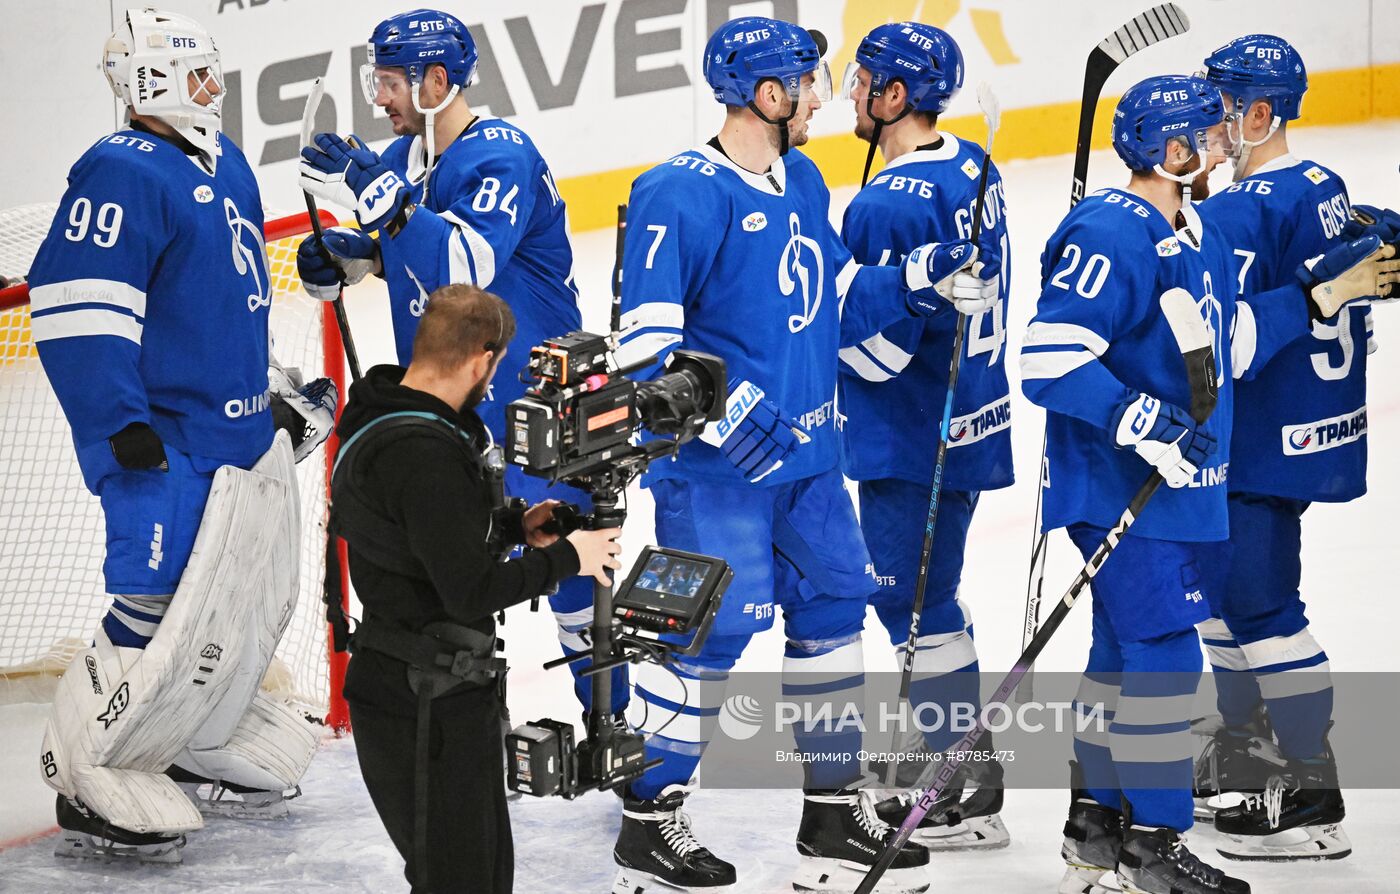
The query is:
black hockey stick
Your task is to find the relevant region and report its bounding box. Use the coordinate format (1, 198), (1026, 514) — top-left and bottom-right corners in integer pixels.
(301, 76), (363, 382)
(857, 287), (1218, 894)
(879, 83), (1000, 786)
(611, 203), (628, 334)
(1021, 2), (1190, 703)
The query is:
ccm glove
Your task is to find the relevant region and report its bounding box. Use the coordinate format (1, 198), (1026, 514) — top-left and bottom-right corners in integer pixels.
(109, 422), (168, 472)
(903, 240), (994, 315)
(1341, 204), (1400, 244)
(269, 365), (339, 463)
(1299, 234), (1400, 318)
(299, 133), (409, 233)
(700, 379), (808, 484)
(296, 227), (378, 301)
(1111, 393), (1216, 489)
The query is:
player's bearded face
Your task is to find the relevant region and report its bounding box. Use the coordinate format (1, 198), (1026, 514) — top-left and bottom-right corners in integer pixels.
(372, 68), (426, 136)
(848, 69), (877, 142)
(786, 73), (823, 147)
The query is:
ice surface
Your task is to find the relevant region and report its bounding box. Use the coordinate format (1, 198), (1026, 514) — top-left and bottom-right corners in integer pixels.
(3, 121), (1398, 891)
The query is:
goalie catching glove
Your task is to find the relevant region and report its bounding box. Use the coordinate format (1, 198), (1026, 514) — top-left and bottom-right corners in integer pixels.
(1298, 234), (1400, 319)
(269, 365), (338, 463)
(700, 379), (809, 484)
(903, 240), (1000, 316)
(298, 133), (410, 234)
(296, 227), (379, 302)
(1112, 392), (1217, 489)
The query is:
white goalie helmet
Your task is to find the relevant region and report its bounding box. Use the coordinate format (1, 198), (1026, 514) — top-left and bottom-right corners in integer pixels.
(103, 8), (225, 160)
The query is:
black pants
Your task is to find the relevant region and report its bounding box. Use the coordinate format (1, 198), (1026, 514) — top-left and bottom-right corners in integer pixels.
(347, 652), (512, 893)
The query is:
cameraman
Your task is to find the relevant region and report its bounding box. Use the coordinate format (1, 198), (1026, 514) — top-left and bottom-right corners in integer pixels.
(331, 283), (621, 893)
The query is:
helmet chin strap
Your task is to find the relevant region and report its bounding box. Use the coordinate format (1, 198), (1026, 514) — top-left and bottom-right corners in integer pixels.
(860, 92), (913, 187)
(411, 80), (462, 204)
(747, 90), (800, 157)
(1230, 113), (1281, 181)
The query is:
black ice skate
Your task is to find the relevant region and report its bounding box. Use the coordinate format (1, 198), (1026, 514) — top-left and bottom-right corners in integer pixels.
(1059, 766), (1124, 894)
(1214, 747), (1350, 862)
(1117, 826), (1249, 894)
(794, 789), (930, 894)
(54, 795), (186, 864)
(613, 785), (736, 892)
(167, 764), (301, 820)
(874, 756), (1009, 851)
(1191, 712), (1276, 823)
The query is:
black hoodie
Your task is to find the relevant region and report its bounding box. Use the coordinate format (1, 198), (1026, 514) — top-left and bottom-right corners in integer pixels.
(334, 365), (580, 643)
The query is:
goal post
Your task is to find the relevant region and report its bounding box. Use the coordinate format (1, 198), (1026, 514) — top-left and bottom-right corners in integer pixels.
(0, 204), (350, 731)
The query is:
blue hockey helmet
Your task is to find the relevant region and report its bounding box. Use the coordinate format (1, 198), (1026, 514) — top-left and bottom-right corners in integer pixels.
(1201, 34), (1307, 122)
(702, 16), (831, 109)
(842, 22), (963, 116)
(360, 9), (477, 105)
(1112, 75), (1228, 176)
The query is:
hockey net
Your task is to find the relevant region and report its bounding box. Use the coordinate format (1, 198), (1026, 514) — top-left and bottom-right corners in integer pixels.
(0, 203), (347, 726)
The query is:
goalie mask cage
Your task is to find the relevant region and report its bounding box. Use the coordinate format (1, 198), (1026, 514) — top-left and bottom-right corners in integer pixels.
(0, 203), (350, 731)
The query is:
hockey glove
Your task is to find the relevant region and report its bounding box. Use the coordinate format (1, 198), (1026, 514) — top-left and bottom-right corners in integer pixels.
(269, 366), (339, 463)
(1298, 234), (1400, 319)
(1342, 204), (1400, 244)
(700, 379), (808, 484)
(1112, 393), (1216, 489)
(296, 228), (379, 302)
(109, 421), (168, 472)
(299, 133), (409, 234)
(904, 240), (994, 316)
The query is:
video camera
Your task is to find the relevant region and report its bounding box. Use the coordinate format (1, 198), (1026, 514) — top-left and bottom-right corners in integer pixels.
(501, 332), (734, 799)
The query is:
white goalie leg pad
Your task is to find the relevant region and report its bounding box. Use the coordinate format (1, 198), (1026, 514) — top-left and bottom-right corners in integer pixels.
(176, 691), (319, 792)
(41, 433), (299, 834)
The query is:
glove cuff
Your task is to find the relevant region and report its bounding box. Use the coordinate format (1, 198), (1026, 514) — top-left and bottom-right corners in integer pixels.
(1113, 393), (1160, 448)
(700, 380), (764, 447)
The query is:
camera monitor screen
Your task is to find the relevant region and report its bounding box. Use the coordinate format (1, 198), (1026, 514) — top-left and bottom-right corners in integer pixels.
(614, 546), (731, 635)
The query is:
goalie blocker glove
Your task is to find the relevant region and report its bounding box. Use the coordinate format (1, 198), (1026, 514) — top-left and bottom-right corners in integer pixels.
(296, 227), (379, 302)
(1112, 392), (1217, 489)
(903, 240), (1000, 316)
(299, 133), (411, 234)
(268, 366), (339, 463)
(700, 379), (808, 484)
(1299, 233), (1400, 319)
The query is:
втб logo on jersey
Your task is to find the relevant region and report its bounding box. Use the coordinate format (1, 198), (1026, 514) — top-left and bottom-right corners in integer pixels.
(225, 197), (270, 312)
(778, 213), (824, 333)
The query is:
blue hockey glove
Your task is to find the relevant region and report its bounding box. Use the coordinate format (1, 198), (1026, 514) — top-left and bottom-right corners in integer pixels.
(1111, 393), (1216, 489)
(1298, 234), (1400, 319)
(298, 133), (409, 233)
(903, 240), (991, 316)
(700, 379), (808, 483)
(296, 227), (378, 301)
(1341, 204), (1400, 244)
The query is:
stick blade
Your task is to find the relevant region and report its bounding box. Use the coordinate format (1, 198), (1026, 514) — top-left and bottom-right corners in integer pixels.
(1097, 3), (1191, 65)
(300, 77), (325, 151)
(976, 81), (1001, 141)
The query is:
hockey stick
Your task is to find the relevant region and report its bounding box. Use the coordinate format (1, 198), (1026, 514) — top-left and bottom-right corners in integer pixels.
(301, 76), (363, 382)
(857, 287), (1218, 894)
(879, 83), (1000, 786)
(1020, 2), (1190, 704)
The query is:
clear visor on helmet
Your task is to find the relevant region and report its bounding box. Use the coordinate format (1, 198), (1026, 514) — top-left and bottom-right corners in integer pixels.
(838, 61), (865, 102)
(796, 61), (833, 103)
(175, 52), (224, 113)
(1172, 119), (1238, 161)
(360, 63), (413, 104)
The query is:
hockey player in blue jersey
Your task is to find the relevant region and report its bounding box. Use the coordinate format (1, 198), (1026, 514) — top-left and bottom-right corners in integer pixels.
(294, 9), (624, 721)
(27, 9), (337, 863)
(837, 22), (1013, 851)
(608, 16), (1003, 894)
(1192, 35), (1400, 862)
(1023, 74), (1393, 894)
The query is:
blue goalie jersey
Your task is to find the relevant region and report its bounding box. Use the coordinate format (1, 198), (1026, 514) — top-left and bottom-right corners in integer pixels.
(376, 118), (581, 440)
(615, 143), (923, 488)
(27, 131), (273, 491)
(1020, 190), (1241, 542)
(838, 136), (1013, 491)
(1201, 155), (1369, 503)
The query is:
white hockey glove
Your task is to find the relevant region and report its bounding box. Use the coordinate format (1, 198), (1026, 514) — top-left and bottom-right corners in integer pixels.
(1299, 235), (1400, 318)
(298, 133), (410, 234)
(269, 366), (338, 463)
(903, 240), (999, 316)
(1111, 392), (1217, 489)
(296, 228), (378, 302)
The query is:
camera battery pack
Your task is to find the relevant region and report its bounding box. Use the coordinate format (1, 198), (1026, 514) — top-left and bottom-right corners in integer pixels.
(506, 719), (576, 797)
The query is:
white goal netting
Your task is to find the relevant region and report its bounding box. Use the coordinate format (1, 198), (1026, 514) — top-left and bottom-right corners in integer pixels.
(0, 203), (336, 717)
